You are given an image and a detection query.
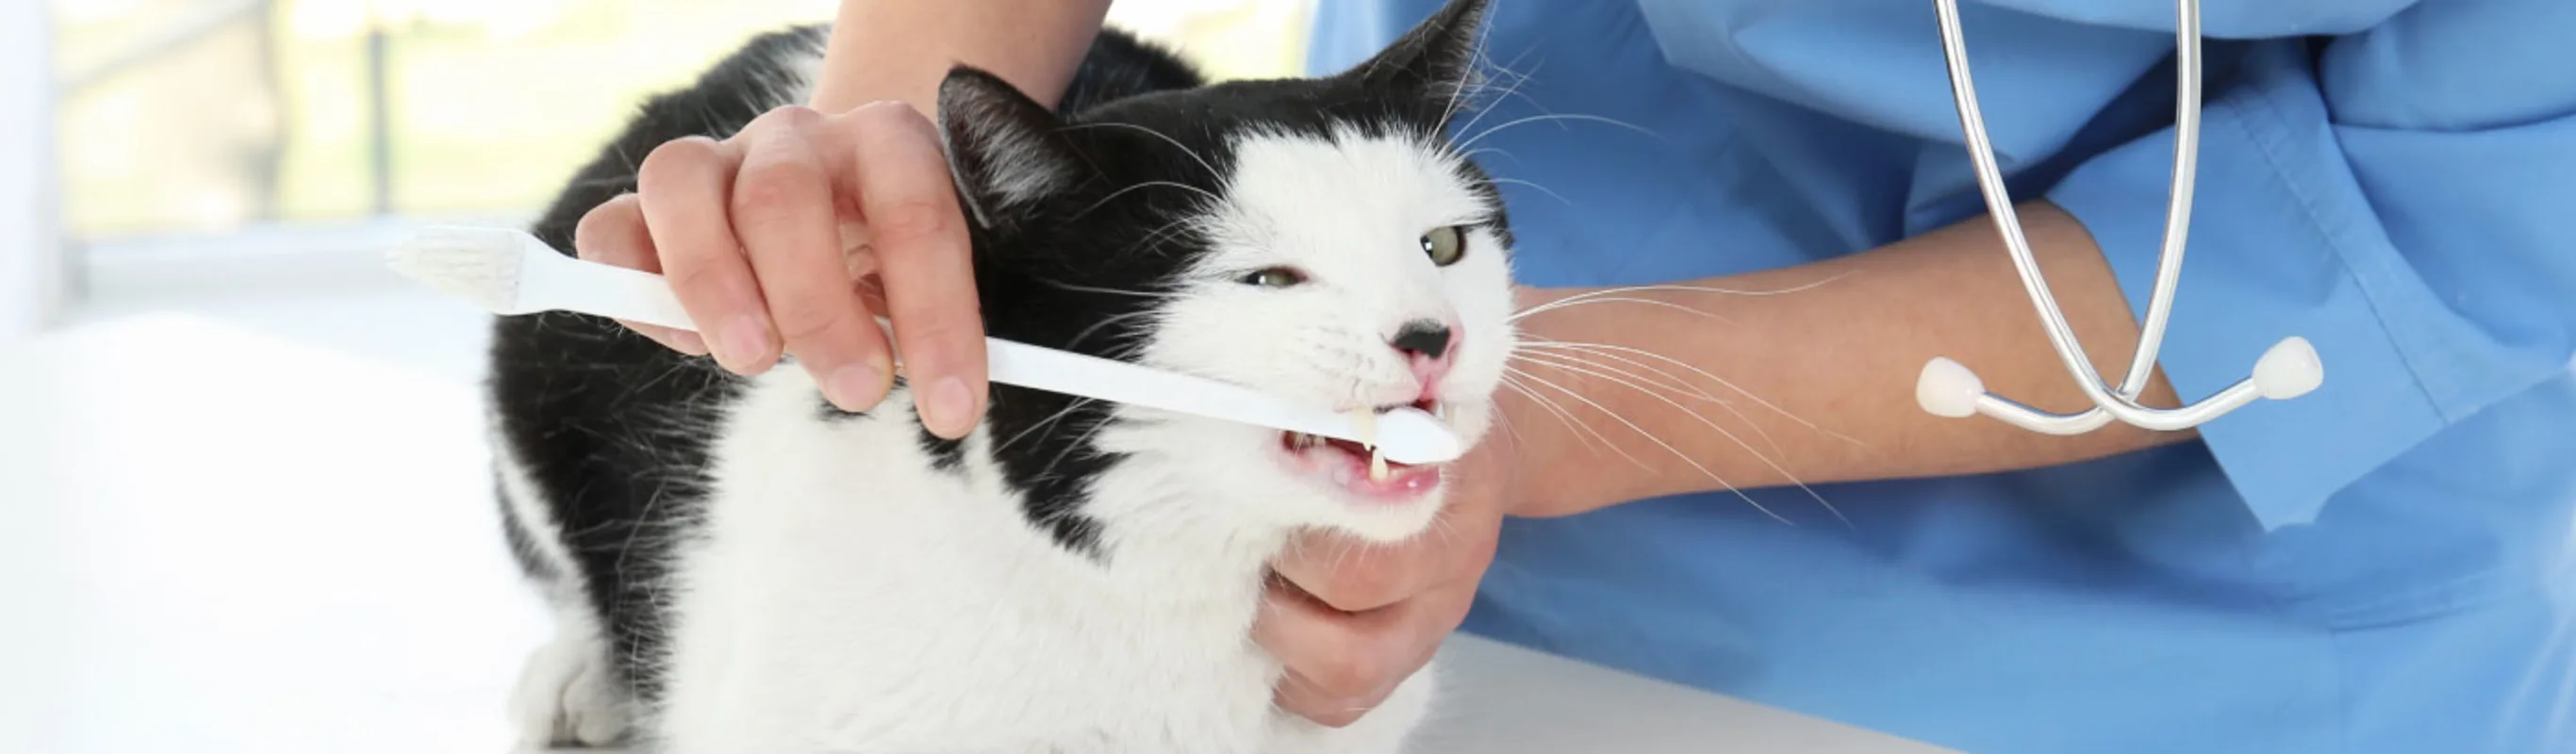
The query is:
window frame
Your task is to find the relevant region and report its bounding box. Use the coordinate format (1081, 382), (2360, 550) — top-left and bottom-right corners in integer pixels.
(6, 0), (63, 337)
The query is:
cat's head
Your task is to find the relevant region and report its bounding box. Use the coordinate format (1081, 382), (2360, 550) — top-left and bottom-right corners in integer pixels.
(933, 0), (1512, 549)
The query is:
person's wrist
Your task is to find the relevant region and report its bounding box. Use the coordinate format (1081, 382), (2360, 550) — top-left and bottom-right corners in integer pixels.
(1491, 285), (1612, 517)
(808, 69), (943, 119)
(1482, 385), (1543, 517)
(1483, 372), (1610, 517)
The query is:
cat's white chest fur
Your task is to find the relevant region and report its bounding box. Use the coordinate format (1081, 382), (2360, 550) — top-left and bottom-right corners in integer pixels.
(496, 3), (1519, 750)
(646, 372), (1434, 753)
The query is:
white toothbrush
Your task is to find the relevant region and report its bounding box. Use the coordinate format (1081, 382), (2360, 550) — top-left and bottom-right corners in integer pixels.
(384, 225), (1463, 465)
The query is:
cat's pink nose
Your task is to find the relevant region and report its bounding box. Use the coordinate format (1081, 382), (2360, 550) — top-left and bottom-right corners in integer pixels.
(1390, 320), (1457, 399)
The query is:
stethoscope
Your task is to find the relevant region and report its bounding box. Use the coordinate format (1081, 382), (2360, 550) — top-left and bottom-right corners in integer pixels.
(1914, 0), (2326, 434)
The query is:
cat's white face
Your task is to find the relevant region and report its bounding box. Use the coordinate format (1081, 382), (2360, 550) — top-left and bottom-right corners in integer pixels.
(1112, 126), (1518, 543)
(933, 0), (1511, 550)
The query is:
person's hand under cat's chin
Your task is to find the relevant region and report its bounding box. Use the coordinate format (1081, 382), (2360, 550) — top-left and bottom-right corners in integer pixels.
(1253, 400), (1528, 728)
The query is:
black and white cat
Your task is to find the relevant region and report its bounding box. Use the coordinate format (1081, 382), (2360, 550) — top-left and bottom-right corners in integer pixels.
(487, 0), (1517, 750)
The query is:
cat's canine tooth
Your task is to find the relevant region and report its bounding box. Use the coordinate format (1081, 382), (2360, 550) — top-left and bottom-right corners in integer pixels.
(1369, 448), (1390, 482)
(1352, 409), (1379, 451)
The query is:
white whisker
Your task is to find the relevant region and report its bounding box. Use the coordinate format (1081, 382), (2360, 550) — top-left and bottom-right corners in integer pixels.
(1073, 180), (1219, 220)
(1062, 310), (1161, 353)
(992, 398), (1099, 455)
(1505, 366), (1790, 524)
(1060, 122), (1221, 181)
(1459, 112), (1664, 152)
(1119, 215), (1206, 260)
(1435, 18), (1501, 130)
(1520, 337), (1866, 449)
(1037, 416), (1119, 483)
(1512, 276), (1852, 320)
(1447, 53), (1549, 142)
(1511, 341), (1780, 457)
(1511, 349), (1845, 526)
(1509, 296), (1732, 324)
(1512, 349), (1771, 457)
(1457, 146), (1524, 168)
(1501, 371), (1642, 467)
(1488, 402), (1525, 447)
(1485, 177), (1572, 206)
(1041, 280), (1178, 300)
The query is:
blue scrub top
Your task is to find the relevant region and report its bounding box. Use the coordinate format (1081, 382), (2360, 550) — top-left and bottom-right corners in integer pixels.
(1308, 2), (2576, 752)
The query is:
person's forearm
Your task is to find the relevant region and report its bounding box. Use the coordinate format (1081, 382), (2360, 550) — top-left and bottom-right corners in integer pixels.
(1504, 201), (2194, 516)
(808, 0), (1113, 115)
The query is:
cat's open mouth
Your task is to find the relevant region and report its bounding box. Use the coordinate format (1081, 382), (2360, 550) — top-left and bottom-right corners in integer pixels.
(1275, 399), (1444, 500)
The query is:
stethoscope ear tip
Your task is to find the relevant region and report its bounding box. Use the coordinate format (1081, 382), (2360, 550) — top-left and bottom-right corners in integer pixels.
(1917, 356), (1986, 418)
(2253, 336), (2324, 401)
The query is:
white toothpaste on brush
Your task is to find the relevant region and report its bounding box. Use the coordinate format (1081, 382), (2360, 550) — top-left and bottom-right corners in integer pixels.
(1356, 410), (1389, 482)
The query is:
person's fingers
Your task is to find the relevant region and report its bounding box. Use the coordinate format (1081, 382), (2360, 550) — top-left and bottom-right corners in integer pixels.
(1255, 439), (1516, 727)
(1272, 498), (1494, 614)
(1273, 444), (1514, 612)
(573, 193), (706, 355)
(1258, 582), (1403, 728)
(840, 101), (987, 438)
(1271, 533), (1439, 615)
(636, 135), (777, 375)
(728, 107), (895, 412)
(1255, 577), (1459, 728)
(1259, 458), (1510, 726)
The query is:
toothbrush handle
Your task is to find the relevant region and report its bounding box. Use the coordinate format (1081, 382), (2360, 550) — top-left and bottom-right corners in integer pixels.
(984, 340), (1462, 464)
(983, 339), (1349, 438)
(533, 249), (700, 333)
(544, 251), (1315, 429)
(536, 253), (1458, 462)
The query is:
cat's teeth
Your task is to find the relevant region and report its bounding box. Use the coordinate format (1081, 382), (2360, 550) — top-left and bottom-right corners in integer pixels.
(1368, 449), (1390, 482)
(1352, 409), (1379, 451)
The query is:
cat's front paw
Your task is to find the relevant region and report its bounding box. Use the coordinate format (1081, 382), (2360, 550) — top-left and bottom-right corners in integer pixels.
(508, 628), (634, 751)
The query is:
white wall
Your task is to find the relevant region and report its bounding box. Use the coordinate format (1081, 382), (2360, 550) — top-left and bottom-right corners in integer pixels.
(3, 0), (61, 339)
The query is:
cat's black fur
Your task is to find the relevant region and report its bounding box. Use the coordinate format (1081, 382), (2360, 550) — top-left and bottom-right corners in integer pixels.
(485, 25), (1197, 703)
(487, 0), (1502, 707)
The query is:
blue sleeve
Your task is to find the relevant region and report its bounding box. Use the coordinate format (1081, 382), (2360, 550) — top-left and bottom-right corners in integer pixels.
(2043, 0), (2576, 530)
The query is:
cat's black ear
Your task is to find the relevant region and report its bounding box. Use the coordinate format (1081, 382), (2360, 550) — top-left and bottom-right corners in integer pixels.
(937, 66), (1081, 228)
(1336, 0), (1489, 113)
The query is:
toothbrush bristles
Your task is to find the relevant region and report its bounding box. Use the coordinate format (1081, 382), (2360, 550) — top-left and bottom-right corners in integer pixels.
(385, 227), (528, 314)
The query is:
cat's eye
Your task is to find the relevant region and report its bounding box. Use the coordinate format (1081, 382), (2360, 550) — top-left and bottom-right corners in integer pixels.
(1422, 225), (1468, 267)
(1240, 267), (1307, 287)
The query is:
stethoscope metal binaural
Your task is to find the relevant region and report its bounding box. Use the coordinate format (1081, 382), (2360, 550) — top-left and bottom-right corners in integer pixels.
(1914, 0), (2326, 434)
